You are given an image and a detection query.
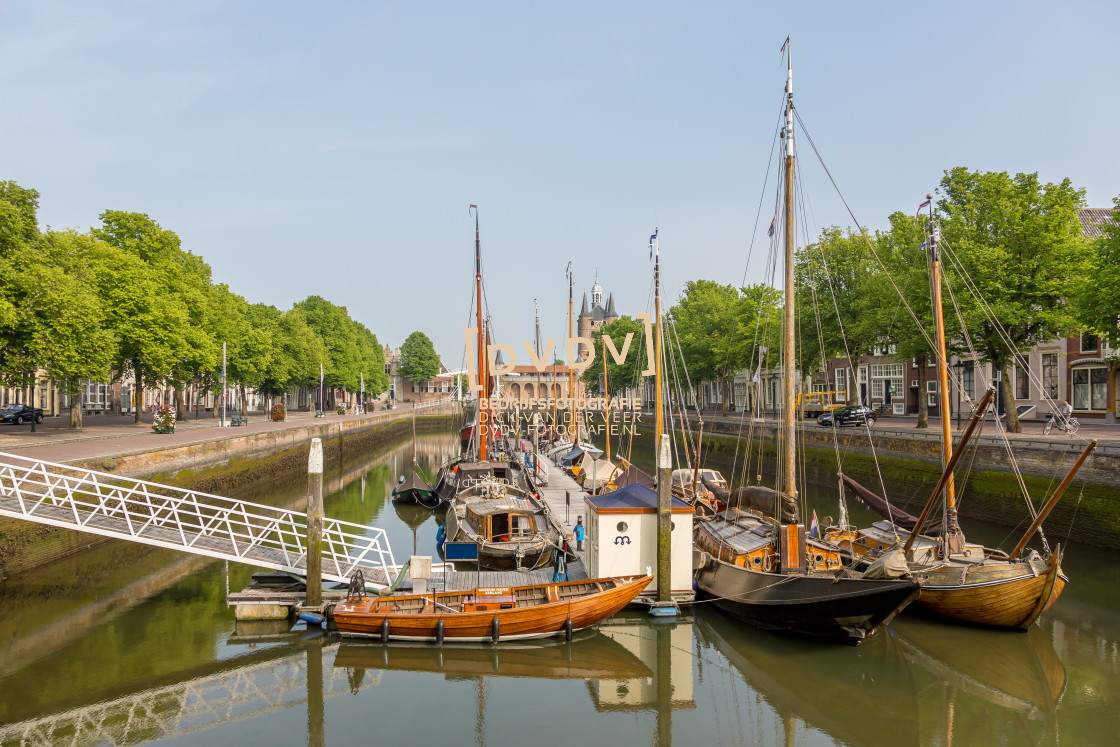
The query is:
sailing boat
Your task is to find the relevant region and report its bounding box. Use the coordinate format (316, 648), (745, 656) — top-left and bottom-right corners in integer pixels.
(828, 201), (1096, 630)
(432, 207), (537, 504)
(692, 42), (921, 644)
(391, 408), (438, 507)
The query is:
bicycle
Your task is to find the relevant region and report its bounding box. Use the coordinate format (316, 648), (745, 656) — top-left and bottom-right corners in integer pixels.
(1043, 412), (1079, 436)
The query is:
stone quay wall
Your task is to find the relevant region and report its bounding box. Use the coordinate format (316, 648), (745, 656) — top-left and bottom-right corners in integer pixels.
(699, 418), (1120, 550)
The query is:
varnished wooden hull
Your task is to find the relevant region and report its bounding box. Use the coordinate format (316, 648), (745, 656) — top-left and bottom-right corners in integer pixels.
(695, 554), (920, 645)
(894, 618), (1066, 714)
(334, 575), (652, 642)
(333, 634), (654, 680)
(910, 549), (1066, 630)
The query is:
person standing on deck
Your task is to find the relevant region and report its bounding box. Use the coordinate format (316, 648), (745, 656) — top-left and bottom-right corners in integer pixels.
(575, 516), (585, 552)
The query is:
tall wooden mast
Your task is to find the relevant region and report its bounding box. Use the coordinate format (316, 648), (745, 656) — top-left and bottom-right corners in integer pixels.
(781, 44), (797, 502)
(926, 197), (962, 548)
(473, 205), (487, 461)
(602, 334), (611, 466)
(568, 259), (576, 443)
(653, 229), (663, 447)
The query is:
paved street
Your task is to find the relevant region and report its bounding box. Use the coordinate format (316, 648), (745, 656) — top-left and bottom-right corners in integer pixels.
(0, 404), (446, 464)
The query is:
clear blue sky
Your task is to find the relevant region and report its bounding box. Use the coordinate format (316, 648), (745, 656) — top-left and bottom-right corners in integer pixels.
(3, 1), (1117, 368)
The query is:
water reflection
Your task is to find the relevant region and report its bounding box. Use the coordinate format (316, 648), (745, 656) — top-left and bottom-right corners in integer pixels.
(695, 611), (920, 747)
(3, 427), (1120, 746)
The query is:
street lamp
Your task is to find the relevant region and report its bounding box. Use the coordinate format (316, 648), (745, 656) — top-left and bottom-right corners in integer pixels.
(951, 360), (965, 431)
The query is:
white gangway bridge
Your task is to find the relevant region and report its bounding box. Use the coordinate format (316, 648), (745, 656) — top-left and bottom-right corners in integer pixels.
(0, 452), (422, 588)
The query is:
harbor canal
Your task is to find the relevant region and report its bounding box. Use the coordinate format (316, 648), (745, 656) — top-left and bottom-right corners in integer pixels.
(1, 429), (1118, 746)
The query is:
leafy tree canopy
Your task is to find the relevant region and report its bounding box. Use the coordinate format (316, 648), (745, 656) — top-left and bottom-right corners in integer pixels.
(398, 331), (439, 383)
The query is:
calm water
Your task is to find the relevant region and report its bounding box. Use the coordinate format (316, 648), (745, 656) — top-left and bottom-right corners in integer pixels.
(0, 429), (1118, 746)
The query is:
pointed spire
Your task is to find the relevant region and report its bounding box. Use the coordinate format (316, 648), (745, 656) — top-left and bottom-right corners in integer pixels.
(605, 293), (617, 318)
(579, 292), (590, 317)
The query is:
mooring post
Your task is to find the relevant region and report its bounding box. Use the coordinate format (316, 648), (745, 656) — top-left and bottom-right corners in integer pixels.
(307, 437), (324, 608)
(656, 433), (672, 602)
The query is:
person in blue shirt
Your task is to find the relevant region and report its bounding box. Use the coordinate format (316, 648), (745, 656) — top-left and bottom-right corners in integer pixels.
(574, 516), (585, 551)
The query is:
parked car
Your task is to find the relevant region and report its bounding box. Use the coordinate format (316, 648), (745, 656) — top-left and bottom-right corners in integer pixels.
(0, 403), (44, 425)
(816, 405), (877, 427)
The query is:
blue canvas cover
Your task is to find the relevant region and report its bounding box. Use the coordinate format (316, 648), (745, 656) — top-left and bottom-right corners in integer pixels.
(587, 483), (690, 512)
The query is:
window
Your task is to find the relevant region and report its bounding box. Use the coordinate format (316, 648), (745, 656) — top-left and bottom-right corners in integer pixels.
(962, 363), (975, 399)
(872, 381), (884, 400)
(511, 514), (533, 536)
(1072, 366), (1107, 411)
(1081, 334), (1099, 353)
(82, 380), (109, 410)
(1041, 354), (1058, 399)
(834, 368), (847, 402)
(1015, 358), (1029, 400)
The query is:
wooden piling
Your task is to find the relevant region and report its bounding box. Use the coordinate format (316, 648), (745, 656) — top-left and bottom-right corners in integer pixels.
(657, 434), (671, 602)
(306, 437), (324, 608)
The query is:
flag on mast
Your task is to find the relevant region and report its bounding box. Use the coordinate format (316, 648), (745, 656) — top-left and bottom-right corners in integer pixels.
(916, 199), (931, 219)
(810, 510), (820, 538)
(768, 217), (776, 237)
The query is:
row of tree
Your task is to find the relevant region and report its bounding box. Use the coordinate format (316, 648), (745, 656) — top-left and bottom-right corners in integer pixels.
(0, 180), (392, 427)
(582, 167), (1120, 432)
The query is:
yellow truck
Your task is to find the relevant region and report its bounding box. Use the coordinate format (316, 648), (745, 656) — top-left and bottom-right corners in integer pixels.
(799, 391), (846, 419)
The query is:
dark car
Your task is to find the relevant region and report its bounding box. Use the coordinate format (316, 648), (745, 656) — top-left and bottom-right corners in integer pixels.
(0, 403), (44, 425)
(817, 405), (877, 427)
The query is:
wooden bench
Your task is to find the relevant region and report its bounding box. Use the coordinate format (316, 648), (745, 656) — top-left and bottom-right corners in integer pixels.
(230, 415), (247, 426)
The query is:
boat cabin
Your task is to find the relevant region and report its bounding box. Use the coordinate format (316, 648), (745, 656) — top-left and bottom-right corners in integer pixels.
(465, 496), (546, 542)
(833, 520), (987, 565)
(670, 468), (727, 493)
(585, 483), (694, 602)
(694, 509), (843, 573)
(454, 461), (526, 490)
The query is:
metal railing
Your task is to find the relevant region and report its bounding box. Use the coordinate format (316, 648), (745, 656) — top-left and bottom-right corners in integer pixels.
(0, 452), (397, 585)
(413, 397), (455, 411)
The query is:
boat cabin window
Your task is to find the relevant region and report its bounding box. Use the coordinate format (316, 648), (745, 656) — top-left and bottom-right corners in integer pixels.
(488, 513), (534, 540)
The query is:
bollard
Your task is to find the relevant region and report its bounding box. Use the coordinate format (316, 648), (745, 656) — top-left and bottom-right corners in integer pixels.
(306, 438), (324, 608)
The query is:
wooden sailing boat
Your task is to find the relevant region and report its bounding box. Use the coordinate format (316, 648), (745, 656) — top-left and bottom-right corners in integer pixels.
(830, 201), (1096, 630)
(692, 42), (921, 644)
(432, 207), (538, 504)
(335, 573), (652, 642)
(392, 409), (438, 507)
(443, 478), (562, 571)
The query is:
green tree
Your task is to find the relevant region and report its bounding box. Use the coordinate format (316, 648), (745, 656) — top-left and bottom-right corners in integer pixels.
(1076, 196), (1120, 351)
(258, 307), (326, 399)
(294, 295), (363, 407)
(0, 181), (43, 389)
(398, 331), (440, 383)
(92, 211), (201, 423)
(938, 167), (1089, 432)
(353, 321), (389, 398)
(580, 315), (648, 397)
(669, 280), (747, 415)
(28, 231), (119, 427)
(867, 213), (943, 427)
(797, 226), (884, 404)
